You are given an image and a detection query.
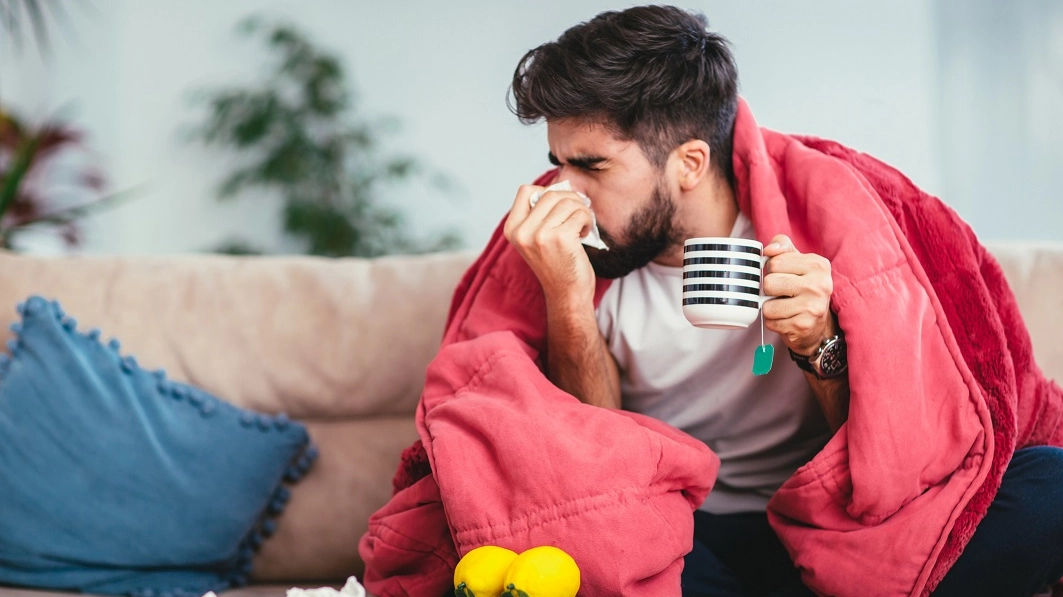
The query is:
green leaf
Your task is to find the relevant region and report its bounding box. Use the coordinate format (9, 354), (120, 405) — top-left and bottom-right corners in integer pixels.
(283, 201), (359, 257)
(384, 157), (417, 179)
(231, 93), (281, 146)
(0, 135), (41, 225)
(217, 171), (255, 200)
(16, 187), (140, 227)
(212, 238), (263, 255)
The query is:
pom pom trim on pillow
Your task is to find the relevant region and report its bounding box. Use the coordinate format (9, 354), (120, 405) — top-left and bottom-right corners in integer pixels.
(0, 296), (319, 597)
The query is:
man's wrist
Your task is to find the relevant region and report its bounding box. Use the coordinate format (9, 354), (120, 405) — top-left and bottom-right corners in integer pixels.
(546, 303), (598, 335)
(788, 313), (847, 379)
(790, 315), (838, 357)
(789, 333), (848, 380)
(543, 289), (595, 319)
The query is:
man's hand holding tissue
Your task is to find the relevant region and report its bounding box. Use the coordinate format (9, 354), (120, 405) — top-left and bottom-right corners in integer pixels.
(505, 184), (597, 310)
(504, 183), (621, 409)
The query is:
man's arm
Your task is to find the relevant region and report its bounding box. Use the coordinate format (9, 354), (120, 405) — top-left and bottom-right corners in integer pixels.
(504, 184), (621, 408)
(804, 374), (850, 433)
(763, 235), (851, 432)
(797, 315), (850, 432)
(545, 302), (622, 409)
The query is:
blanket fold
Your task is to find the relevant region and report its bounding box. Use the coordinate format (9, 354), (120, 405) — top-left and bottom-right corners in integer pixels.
(788, 135), (1063, 594)
(359, 100), (1063, 597)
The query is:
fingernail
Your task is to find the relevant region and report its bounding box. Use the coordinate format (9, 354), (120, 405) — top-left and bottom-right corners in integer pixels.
(766, 243), (781, 250)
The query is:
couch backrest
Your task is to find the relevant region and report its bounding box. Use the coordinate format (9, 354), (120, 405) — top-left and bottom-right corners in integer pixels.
(984, 242), (1063, 383)
(0, 243), (1059, 419)
(0, 250), (479, 419)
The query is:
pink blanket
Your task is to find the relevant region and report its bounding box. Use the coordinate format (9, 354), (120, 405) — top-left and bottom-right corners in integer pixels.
(360, 100), (1063, 596)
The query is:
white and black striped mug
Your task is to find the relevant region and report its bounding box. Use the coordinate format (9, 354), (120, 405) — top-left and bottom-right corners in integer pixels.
(682, 237), (778, 329)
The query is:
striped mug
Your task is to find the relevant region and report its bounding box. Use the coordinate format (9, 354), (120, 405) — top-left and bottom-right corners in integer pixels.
(682, 237), (777, 329)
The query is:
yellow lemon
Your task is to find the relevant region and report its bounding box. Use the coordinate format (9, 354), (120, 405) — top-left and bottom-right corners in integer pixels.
(454, 545), (519, 597)
(501, 545), (580, 597)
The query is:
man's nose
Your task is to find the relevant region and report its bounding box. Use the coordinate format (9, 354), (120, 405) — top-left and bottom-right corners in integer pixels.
(555, 167), (589, 196)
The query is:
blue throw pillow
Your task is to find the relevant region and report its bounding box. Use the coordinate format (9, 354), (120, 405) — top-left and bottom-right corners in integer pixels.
(0, 296), (317, 597)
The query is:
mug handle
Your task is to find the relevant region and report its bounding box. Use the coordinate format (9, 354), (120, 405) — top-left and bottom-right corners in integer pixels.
(757, 254), (779, 306)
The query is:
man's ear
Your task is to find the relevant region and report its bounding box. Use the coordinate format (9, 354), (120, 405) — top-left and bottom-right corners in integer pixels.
(673, 139), (711, 191)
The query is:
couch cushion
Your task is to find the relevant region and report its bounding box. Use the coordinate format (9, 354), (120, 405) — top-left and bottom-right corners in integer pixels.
(250, 417), (419, 582)
(0, 296), (313, 597)
(0, 250), (477, 419)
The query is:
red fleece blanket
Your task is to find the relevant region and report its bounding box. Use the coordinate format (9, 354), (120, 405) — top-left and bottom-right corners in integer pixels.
(359, 100), (1063, 596)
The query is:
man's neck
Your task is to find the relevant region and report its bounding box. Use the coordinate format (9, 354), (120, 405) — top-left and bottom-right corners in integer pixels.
(653, 173), (739, 267)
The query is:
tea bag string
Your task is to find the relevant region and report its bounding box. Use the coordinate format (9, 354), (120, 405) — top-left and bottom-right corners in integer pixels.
(760, 305), (765, 350)
(760, 253), (767, 350)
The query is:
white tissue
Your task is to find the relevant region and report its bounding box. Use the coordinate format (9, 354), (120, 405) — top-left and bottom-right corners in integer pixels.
(201, 576), (366, 597)
(528, 180), (609, 250)
(284, 577), (366, 597)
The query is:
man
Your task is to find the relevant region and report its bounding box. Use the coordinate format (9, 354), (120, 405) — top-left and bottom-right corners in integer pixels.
(502, 5), (1063, 597)
(359, 6), (1063, 597)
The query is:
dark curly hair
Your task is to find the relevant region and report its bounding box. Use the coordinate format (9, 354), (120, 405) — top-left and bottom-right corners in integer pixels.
(510, 5), (739, 184)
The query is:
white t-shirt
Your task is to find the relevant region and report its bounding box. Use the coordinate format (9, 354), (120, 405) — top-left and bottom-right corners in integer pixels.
(595, 213), (832, 514)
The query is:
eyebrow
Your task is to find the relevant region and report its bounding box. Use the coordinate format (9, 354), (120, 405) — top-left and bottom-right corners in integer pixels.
(548, 151), (607, 170)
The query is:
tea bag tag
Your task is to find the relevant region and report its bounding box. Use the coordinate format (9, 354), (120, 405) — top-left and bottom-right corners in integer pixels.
(752, 344), (774, 376)
(752, 305), (773, 376)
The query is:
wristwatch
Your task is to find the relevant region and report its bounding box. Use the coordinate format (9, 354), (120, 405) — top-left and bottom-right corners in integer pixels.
(788, 334), (848, 380)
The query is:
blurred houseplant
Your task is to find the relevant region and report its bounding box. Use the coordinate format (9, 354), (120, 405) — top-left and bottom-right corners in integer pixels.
(0, 109), (118, 252)
(190, 17), (459, 257)
(1, 0), (121, 251)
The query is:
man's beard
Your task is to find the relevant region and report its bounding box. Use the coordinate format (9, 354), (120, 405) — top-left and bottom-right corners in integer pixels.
(584, 182), (685, 279)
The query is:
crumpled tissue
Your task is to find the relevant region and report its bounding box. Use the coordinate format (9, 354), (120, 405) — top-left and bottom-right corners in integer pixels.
(528, 180), (609, 250)
(202, 576), (365, 597)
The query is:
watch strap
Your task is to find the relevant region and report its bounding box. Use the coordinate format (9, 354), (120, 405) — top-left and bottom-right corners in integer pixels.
(788, 346), (819, 375)
(788, 334), (847, 379)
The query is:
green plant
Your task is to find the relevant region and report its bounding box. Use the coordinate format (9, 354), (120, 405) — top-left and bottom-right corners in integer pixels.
(190, 17), (460, 257)
(0, 108), (121, 250)
(1, 1), (123, 251)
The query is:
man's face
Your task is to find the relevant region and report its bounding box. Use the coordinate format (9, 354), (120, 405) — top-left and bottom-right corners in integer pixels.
(546, 119), (687, 279)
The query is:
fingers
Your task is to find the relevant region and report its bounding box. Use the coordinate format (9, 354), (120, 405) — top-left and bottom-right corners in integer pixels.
(760, 234), (835, 351)
(763, 234), (797, 257)
(507, 189), (592, 247)
(541, 199), (593, 239)
(762, 272), (800, 299)
(769, 249), (833, 278)
(762, 288), (832, 349)
(503, 186), (599, 308)
(762, 262), (832, 319)
(763, 310), (829, 344)
(763, 234), (828, 277)
(762, 291), (830, 322)
(504, 184), (543, 239)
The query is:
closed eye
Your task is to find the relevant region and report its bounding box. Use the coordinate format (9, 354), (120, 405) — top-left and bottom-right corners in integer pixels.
(548, 152), (606, 172)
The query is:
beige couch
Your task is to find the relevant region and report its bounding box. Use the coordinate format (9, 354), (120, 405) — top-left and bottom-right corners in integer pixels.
(0, 241), (1060, 597)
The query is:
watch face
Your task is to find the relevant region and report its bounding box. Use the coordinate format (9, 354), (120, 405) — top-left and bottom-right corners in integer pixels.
(817, 339), (847, 377)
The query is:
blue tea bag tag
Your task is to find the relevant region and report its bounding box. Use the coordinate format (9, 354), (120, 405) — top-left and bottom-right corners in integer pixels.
(752, 344), (774, 376)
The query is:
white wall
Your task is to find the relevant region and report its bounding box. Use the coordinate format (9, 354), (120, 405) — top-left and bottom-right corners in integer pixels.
(1, 0), (1056, 255)
(935, 0), (1063, 241)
